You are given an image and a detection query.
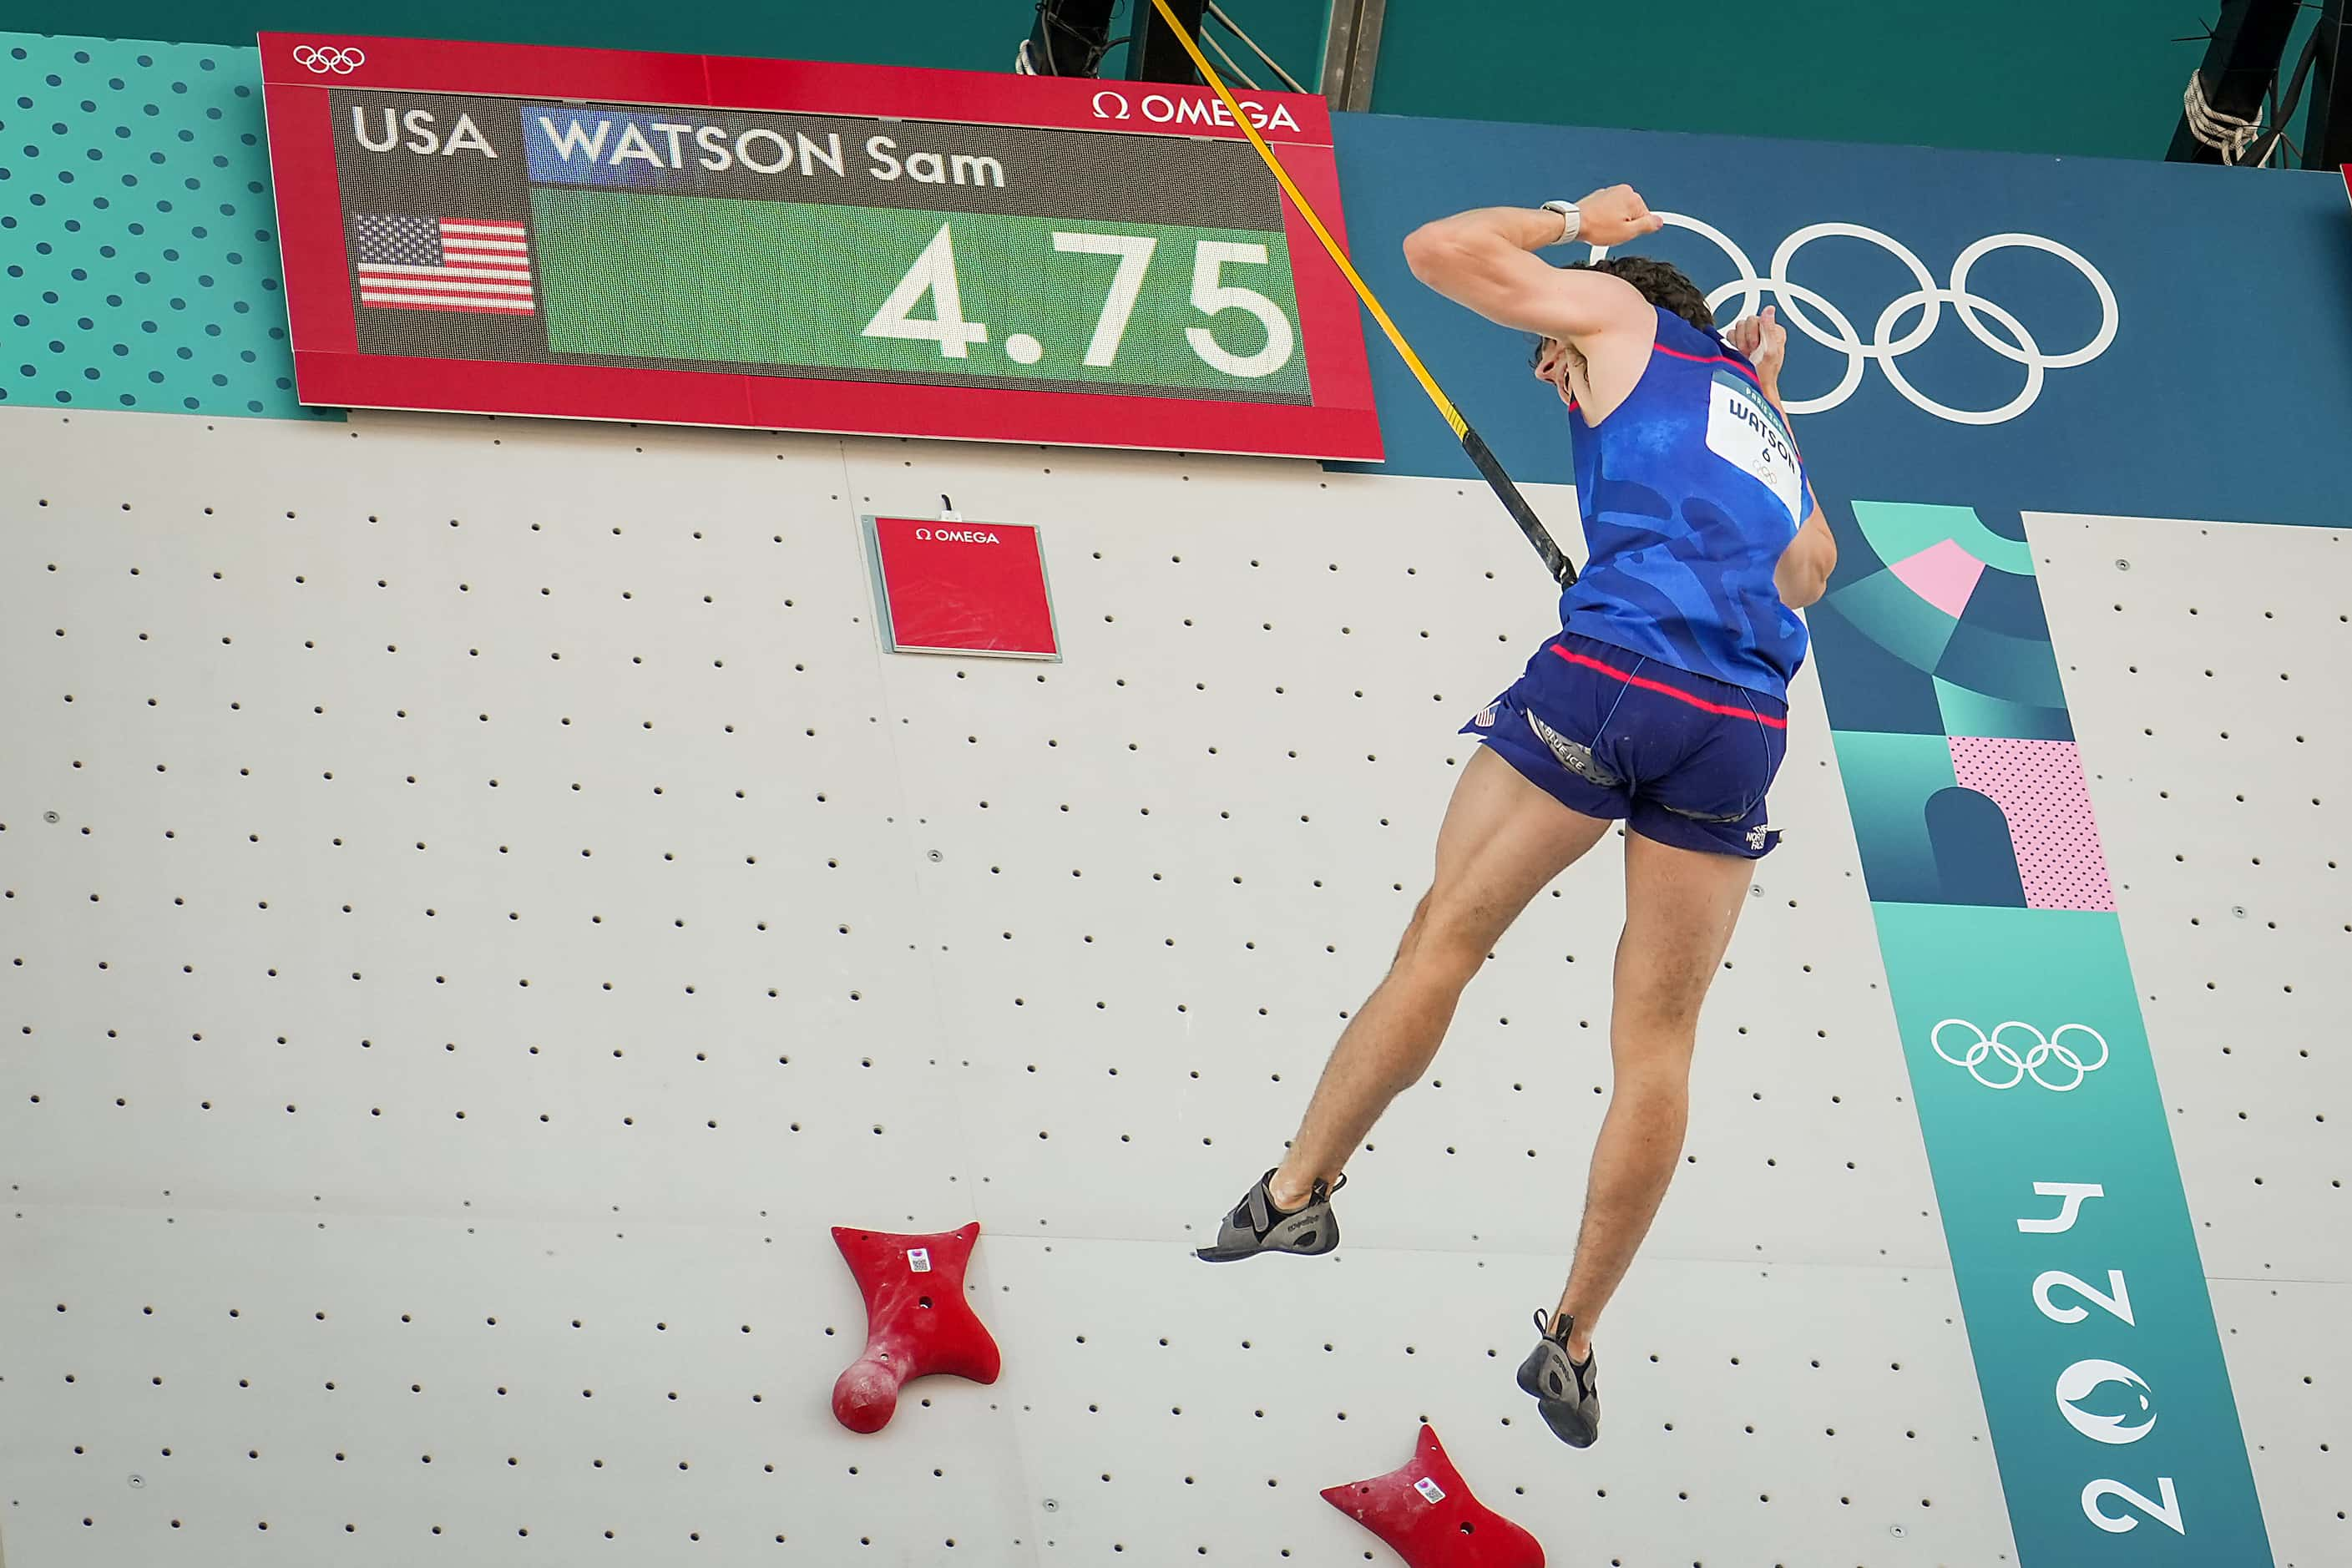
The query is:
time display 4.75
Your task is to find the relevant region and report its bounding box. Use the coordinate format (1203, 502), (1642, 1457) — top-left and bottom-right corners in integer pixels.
(262, 36), (1380, 459)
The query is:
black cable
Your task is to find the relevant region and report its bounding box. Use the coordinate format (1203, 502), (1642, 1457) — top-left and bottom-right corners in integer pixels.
(2247, 22), (2324, 164)
(1031, 1), (1125, 78)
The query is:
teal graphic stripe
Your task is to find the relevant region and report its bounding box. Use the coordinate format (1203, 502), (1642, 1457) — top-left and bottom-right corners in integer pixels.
(1813, 498), (2273, 1563)
(1874, 903), (2269, 1561)
(0, 32), (331, 420)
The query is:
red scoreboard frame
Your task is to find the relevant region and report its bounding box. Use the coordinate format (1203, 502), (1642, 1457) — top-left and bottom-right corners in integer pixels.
(259, 33), (1383, 461)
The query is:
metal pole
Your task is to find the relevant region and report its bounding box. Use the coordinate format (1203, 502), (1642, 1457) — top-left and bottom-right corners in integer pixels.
(2168, 0), (2299, 162)
(1319, 0), (1386, 111)
(1128, 0), (1207, 83)
(1339, 0), (1384, 110)
(1319, 0), (1358, 100)
(2304, 0), (2352, 168)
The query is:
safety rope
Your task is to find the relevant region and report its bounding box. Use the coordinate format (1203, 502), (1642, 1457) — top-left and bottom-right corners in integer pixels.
(1141, 0), (1578, 585)
(1199, 26), (1260, 90)
(2182, 69), (2264, 166)
(1205, 3), (1309, 94)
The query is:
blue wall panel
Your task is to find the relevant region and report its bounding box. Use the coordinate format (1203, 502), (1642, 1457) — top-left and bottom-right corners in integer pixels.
(1328, 112), (2352, 530)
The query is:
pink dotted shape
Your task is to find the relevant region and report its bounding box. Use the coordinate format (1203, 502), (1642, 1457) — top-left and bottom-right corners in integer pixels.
(1321, 1424), (1545, 1568)
(829, 1222), (1000, 1434)
(1947, 736), (2115, 912)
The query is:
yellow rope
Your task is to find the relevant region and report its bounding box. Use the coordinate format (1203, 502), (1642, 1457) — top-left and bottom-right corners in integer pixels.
(1144, 0), (1466, 439)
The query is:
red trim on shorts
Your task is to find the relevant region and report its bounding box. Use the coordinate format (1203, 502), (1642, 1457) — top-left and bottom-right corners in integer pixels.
(1549, 641), (1789, 729)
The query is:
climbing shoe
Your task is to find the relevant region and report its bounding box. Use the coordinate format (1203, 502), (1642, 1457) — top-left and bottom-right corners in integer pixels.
(1516, 1310), (1601, 1448)
(1194, 1169), (1345, 1262)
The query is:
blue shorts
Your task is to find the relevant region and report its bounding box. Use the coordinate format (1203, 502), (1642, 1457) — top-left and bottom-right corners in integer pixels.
(1461, 630), (1788, 858)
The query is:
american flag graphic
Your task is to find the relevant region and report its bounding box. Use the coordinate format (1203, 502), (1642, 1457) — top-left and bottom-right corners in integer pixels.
(353, 215), (534, 316)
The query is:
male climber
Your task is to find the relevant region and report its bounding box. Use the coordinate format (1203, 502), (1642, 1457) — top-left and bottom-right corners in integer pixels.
(1195, 186), (1836, 1450)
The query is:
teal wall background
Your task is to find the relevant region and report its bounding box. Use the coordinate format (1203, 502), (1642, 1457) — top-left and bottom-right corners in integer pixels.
(23, 2), (1332, 103)
(24, 0), (2314, 162)
(28, 0), (1101, 71)
(1, 33), (324, 417)
(1371, 0), (2218, 159)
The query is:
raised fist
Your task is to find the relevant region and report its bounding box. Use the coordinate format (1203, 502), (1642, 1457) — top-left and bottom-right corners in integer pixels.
(1575, 184), (1664, 247)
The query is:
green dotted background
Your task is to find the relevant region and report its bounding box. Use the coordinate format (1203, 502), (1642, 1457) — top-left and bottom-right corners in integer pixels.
(0, 32), (331, 419)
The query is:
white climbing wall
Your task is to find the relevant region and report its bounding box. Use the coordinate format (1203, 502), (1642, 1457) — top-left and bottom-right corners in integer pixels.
(2033, 513), (2349, 1568)
(1, 405), (2337, 1565)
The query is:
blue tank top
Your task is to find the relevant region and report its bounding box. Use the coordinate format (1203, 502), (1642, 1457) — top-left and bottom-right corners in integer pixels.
(1557, 306), (1810, 700)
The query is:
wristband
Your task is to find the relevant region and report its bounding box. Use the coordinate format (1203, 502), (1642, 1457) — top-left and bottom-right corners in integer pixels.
(1539, 200), (1581, 246)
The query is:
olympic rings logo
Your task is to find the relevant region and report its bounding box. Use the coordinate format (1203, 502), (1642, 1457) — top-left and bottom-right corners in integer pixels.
(1932, 1019), (2110, 1091)
(291, 45), (366, 74)
(1588, 216), (2117, 426)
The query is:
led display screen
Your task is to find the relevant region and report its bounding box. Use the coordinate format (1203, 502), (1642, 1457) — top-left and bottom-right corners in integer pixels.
(261, 35), (1381, 458)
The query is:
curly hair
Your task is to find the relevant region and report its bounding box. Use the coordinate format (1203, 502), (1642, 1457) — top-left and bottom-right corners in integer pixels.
(1562, 255), (1713, 333)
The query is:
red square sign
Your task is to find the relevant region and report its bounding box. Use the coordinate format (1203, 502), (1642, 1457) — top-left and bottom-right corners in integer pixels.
(867, 516), (1060, 659)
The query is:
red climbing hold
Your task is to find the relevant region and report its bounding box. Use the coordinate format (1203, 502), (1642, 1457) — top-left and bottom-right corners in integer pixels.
(1321, 1424), (1545, 1568)
(829, 1221), (1002, 1434)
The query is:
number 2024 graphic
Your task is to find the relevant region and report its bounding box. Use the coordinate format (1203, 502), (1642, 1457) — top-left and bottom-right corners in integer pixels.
(2019, 1181), (2188, 1540)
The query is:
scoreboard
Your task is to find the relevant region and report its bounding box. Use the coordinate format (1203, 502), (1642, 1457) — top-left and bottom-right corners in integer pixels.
(260, 34), (1381, 459)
